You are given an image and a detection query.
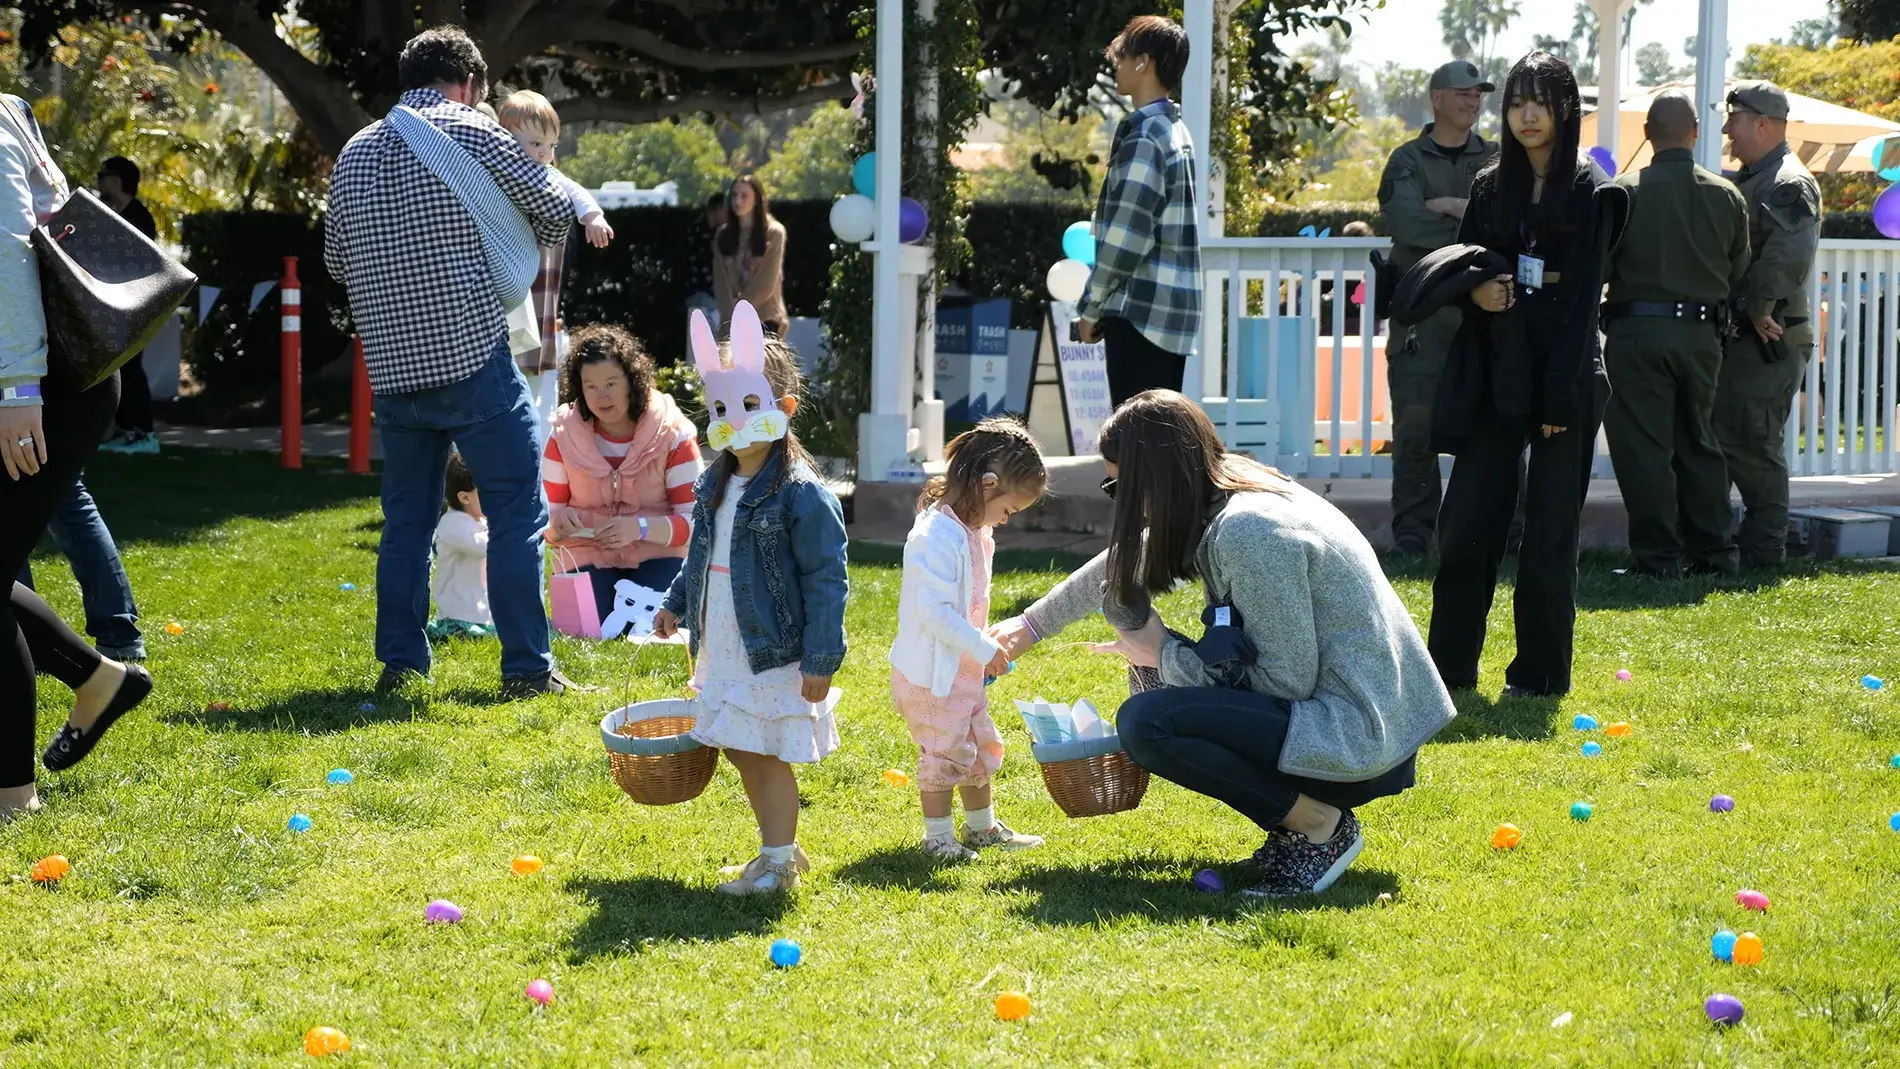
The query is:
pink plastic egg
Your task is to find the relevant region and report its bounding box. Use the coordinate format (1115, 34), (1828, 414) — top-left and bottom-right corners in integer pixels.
(1735, 889), (1770, 912)
(525, 978), (554, 1005)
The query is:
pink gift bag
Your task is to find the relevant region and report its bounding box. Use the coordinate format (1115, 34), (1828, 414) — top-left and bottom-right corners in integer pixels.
(549, 549), (601, 638)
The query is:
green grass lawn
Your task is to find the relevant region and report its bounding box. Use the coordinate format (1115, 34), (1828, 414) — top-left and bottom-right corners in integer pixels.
(6, 451), (1900, 1066)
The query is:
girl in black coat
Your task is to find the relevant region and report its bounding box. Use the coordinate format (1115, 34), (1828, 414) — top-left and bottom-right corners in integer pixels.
(1428, 51), (1629, 698)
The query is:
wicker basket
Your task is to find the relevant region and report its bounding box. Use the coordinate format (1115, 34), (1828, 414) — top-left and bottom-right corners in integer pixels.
(1031, 734), (1150, 818)
(600, 699), (718, 806)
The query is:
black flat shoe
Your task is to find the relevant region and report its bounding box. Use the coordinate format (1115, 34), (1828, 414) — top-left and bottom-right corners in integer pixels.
(42, 664), (152, 772)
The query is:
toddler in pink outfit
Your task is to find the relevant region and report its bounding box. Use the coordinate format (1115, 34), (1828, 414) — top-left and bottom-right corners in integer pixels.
(889, 418), (1050, 861)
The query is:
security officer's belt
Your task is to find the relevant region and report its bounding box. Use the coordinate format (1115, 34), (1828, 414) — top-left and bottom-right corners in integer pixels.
(1603, 300), (1722, 322)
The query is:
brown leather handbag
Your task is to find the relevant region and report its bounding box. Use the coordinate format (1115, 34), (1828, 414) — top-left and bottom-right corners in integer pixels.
(30, 188), (197, 389)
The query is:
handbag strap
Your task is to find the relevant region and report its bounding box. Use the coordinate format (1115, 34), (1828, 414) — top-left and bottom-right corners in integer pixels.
(0, 95), (68, 215)
(385, 104), (537, 306)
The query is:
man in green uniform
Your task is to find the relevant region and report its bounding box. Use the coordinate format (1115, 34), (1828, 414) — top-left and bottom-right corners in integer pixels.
(1716, 81), (1821, 568)
(1602, 91), (1750, 578)
(1377, 60), (1496, 556)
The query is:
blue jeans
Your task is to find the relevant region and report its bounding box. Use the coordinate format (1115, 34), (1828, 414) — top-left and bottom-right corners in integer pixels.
(15, 477), (143, 654)
(373, 341), (552, 681)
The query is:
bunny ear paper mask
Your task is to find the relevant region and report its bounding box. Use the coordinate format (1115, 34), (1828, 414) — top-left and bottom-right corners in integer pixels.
(690, 301), (788, 452)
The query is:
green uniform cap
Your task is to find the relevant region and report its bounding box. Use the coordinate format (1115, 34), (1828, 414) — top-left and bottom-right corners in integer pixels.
(1430, 60), (1495, 93)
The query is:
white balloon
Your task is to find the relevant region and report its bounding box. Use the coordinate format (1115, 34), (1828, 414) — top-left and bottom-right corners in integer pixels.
(828, 194), (876, 243)
(1046, 258), (1091, 303)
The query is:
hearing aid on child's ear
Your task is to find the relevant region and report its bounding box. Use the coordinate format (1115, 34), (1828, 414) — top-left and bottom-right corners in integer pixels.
(690, 301), (789, 453)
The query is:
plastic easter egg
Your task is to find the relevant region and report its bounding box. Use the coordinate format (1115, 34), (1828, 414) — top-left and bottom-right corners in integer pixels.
(287, 813), (313, 833)
(304, 1026), (350, 1056)
(1375, 891), (1394, 907)
(1890, 811), (1900, 832)
(1890, 753), (1900, 770)
(511, 855), (545, 876)
(881, 769), (909, 788)
(1193, 869), (1224, 894)
(1732, 932), (1763, 966)
(1605, 721), (1632, 739)
(1581, 741), (1603, 757)
(1572, 714), (1598, 731)
(424, 898), (464, 924)
(1490, 823), (1523, 849)
(769, 938), (802, 968)
(1615, 669), (1632, 682)
(1569, 801), (1593, 822)
(357, 702), (376, 713)
(339, 582), (356, 592)
(1705, 993), (1744, 1025)
(995, 991), (1031, 1021)
(165, 621), (183, 635)
(1710, 929), (1737, 961)
(30, 854), (71, 883)
(1736, 889), (1770, 912)
(1710, 794), (1735, 813)
(1863, 674), (1885, 690)
(327, 769), (353, 786)
(525, 978), (554, 1005)
(207, 701), (232, 713)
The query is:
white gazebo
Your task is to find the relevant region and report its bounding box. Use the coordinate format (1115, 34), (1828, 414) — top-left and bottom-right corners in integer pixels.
(857, 0), (1781, 483)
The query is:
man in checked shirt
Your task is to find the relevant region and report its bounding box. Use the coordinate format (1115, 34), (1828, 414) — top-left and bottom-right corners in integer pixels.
(325, 27), (582, 700)
(1077, 15), (1201, 409)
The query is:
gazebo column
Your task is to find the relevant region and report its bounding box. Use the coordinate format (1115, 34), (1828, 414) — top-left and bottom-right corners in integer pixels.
(860, 0), (915, 481)
(1591, 0), (1637, 161)
(1694, 0), (1730, 172)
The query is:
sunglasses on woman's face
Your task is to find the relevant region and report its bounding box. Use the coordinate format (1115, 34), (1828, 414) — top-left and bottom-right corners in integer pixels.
(1100, 477), (1117, 500)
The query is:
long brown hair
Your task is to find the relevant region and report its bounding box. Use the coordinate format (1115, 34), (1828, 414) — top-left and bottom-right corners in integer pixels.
(1100, 390), (1290, 608)
(716, 174), (772, 258)
(705, 333), (815, 507)
(917, 416), (1048, 526)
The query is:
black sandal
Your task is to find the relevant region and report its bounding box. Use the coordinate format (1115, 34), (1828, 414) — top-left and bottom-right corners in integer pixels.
(42, 664), (152, 772)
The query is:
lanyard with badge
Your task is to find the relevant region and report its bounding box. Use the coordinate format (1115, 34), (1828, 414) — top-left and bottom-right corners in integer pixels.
(1515, 222), (1546, 294)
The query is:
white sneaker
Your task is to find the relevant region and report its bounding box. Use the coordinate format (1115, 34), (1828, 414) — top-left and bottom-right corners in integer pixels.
(922, 833), (979, 862)
(962, 819), (1044, 851)
(718, 845), (809, 878)
(715, 855), (799, 895)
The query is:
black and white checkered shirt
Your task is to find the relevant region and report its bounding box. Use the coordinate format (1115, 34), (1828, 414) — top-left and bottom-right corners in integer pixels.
(324, 89), (575, 395)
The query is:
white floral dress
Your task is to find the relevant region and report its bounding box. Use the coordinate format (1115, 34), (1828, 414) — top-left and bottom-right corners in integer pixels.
(688, 475), (841, 763)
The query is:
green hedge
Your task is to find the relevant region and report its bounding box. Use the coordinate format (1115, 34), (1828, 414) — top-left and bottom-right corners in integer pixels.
(178, 198), (1890, 400)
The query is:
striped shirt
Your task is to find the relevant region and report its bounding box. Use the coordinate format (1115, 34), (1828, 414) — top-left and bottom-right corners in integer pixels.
(324, 89), (575, 395)
(1080, 98), (1202, 357)
(541, 423), (701, 546)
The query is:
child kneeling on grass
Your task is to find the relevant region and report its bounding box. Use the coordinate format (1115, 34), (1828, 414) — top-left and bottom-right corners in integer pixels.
(653, 301), (848, 896)
(427, 452), (495, 641)
(889, 417), (1050, 860)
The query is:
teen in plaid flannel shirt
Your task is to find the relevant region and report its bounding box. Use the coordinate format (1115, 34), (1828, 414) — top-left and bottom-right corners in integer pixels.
(324, 27), (582, 700)
(1078, 16), (1201, 409)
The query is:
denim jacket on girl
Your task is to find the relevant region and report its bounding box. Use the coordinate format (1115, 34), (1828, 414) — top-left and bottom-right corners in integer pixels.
(660, 447), (849, 677)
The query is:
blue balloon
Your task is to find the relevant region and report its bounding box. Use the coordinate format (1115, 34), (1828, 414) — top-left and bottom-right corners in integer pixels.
(851, 153), (877, 198)
(1588, 145), (1618, 178)
(1876, 136), (1900, 183)
(1711, 929), (1737, 962)
(898, 197), (928, 243)
(1062, 221), (1095, 266)
(769, 938), (802, 968)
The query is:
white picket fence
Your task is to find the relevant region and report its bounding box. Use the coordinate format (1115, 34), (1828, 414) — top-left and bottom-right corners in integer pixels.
(1193, 237), (1900, 479)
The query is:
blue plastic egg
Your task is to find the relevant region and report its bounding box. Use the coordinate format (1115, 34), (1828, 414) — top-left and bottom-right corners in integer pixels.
(327, 769), (354, 786)
(769, 938), (801, 968)
(339, 582), (356, 592)
(1890, 811), (1900, 832)
(1864, 675), (1885, 690)
(1569, 801), (1593, 821)
(1572, 714), (1598, 731)
(1581, 741), (1602, 757)
(287, 813), (313, 833)
(1711, 929), (1737, 961)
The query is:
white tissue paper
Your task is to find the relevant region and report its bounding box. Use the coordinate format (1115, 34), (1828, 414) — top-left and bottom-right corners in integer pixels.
(1014, 698), (1117, 745)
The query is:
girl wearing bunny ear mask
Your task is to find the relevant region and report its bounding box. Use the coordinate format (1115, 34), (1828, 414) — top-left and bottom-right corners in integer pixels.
(653, 300), (849, 895)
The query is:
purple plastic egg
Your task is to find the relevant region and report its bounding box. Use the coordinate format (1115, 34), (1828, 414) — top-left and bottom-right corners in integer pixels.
(1193, 869), (1224, 894)
(1705, 992), (1744, 1025)
(424, 898), (464, 924)
(1710, 794), (1736, 813)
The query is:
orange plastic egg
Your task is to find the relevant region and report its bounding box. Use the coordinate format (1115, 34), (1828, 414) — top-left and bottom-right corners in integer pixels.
(881, 769), (909, 788)
(30, 854), (71, 883)
(1733, 932), (1764, 966)
(511, 855), (545, 877)
(1490, 823), (1523, 850)
(994, 991), (1031, 1021)
(303, 1026), (350, 1056)
(206, 701), (232, 713)
(1605, 722), (1632, 739)
(164, 621), (184, 635)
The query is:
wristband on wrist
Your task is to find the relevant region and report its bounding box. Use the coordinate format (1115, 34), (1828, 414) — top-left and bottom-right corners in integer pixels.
(1022, 614), (1043, 643)
(0, 383), (43, 402)
(638, 516), (649, 542)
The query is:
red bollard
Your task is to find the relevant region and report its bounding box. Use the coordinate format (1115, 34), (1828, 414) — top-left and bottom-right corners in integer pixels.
(348, 336), (371, 475)
(279, 256), (302, 469)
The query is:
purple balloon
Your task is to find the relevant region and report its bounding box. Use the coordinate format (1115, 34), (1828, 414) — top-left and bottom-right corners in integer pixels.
(1588, 145), (1618, 179)
(1705, 993), (1744, 1026)
(424, 898), (464, 924)
(1875, 184), (1900, 240)
(898, 197), (928, 244)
